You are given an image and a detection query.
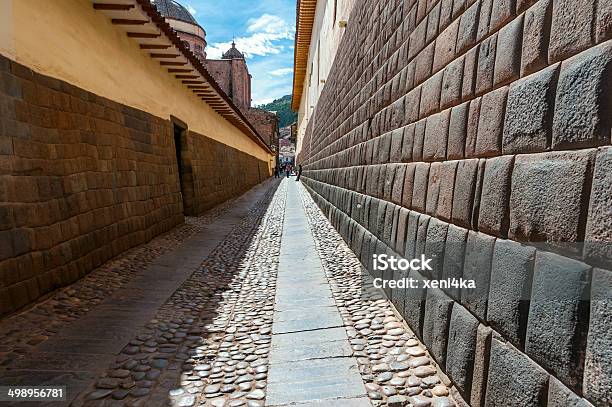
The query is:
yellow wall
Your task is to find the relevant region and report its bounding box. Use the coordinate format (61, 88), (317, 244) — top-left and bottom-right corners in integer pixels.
(0, 0), (272, 165)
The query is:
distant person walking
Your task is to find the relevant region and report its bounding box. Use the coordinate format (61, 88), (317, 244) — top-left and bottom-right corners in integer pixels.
(296, 164), (303, 181)
(286, 164), (290, 178)
(274, 166), (279, 178)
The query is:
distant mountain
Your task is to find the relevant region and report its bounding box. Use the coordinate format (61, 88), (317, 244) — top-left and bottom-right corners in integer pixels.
(257, 95), (297, 128)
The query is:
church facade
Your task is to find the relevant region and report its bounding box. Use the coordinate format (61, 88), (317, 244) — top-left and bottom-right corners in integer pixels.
(155, 2), (280, 153)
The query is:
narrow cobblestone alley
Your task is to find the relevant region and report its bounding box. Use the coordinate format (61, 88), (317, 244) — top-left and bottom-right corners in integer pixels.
(0, 179), (454, 407)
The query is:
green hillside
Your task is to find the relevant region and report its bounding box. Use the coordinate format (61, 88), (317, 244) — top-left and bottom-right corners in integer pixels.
(257, 95), (297, 128)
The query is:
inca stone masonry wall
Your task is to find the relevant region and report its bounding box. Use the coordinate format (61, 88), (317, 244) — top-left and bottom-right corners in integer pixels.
(0, 55), (268, 317)
(297, 0), (611, 406)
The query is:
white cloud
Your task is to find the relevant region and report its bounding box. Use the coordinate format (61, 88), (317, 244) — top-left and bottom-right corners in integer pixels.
(186, 4), (197, 16)
(253, 97), (275, 106)
(269, 67), (293, 77)
(206, 14), (294, 59)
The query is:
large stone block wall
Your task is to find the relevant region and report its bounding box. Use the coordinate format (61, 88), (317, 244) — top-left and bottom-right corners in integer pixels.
(0, 55), (268, 317)
(297, 0), (611, 406)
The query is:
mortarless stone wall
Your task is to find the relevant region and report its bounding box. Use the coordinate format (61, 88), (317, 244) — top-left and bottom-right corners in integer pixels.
(0, 55), (268, 317)
(297, 0), (611, 406)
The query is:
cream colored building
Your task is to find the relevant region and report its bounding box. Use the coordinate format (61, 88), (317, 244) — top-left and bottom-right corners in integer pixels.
(292, 0), (356, 158)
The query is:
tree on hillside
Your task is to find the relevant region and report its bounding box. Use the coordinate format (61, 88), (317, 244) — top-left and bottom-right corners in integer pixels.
(257, 95), (297, 128)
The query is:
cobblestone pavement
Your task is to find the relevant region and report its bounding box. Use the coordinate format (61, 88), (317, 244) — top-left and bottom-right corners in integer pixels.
(0, 178), (454, 407)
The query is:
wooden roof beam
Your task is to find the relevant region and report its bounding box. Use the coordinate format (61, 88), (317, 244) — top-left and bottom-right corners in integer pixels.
(112, 19), (149, 25)
(140, 44), (171, 49)
(150, 53), (181, 58)
(94, 3), (135, 10)
(127, 32), (160, 38)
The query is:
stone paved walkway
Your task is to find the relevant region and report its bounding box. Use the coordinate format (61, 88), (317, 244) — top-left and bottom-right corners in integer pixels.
(267, 180), (369, 406)
(0, 178), (455, 407)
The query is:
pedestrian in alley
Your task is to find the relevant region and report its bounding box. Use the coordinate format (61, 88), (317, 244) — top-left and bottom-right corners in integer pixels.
(286, 165), (290, 178)
(296, 164), (303, 181)
(274, 166), (279, 178)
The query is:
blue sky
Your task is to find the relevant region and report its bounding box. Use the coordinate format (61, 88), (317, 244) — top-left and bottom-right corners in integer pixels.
(182, 0), (296, 105)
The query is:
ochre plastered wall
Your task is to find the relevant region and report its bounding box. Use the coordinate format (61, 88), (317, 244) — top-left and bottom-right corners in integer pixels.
(0, 0), (271, 166)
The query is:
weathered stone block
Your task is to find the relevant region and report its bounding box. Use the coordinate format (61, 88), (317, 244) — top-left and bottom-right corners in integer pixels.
(447, 101), (468, 159)
(401, 124), (415, 162)
(548, 377), (593, 407)
(403, 269), (428, 339)
(485, 338), (549, 407)
(433, 20), (459, 72)
(378, 133), (392, 164)
(415, 214), (430, 258)
(401, 163), (416, 208)
(475, 34), (497, 96)
(470, 324), (492, 407)
(457, 1), (481, 53)
(509, 150), (594, 245)
(462, 46), (478, 100)
(439, 0), (454, 29)
(525, 251), (591, 392)
(404, 211), (420, 260)
(584, 147), (612, 267)
(390, 128), (403, 162)
(412, 119), (426, 161)
(552, 41), (612, 150)
(441, 56), (464, 109)
(477, 0), (494, 40)
(549, 0), (597, 63)
(376, 165), (386, 198)
(427, 1), (442, 42)
(503, 63), (559, 154)
(478, 155), (513, 237)
(451, 158), (479, 228)
(423, 109), (450, 161)
(383, 164), (397, 203)
(596, 0), (612, 42)
(441, 225), (468, 301)
(521, 0), (553, 76)
(409, 17), (428, 60)
(446, 303), (479, 399)
(475, 86), (507, 157)
(391, 164), (406, 206)
(422, 288), (454, 368)
(465, 97), (481, 158)
(426, 162), (450, 217)
(419, 70), (444, 118)
(488, 238), (535, 348)
(394, 207), (410, 254)
(517, 0), (538, 13)
(461, 231), (495, 321)
(438, 160), (457, 222)
(490, 0), (516, 33)
(493, 14), (523, 86)
(412, 162), (429, 212)
(425, 218), (448, 279)
(415, 43), (436, 86)
(583, 268), (612, 406)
